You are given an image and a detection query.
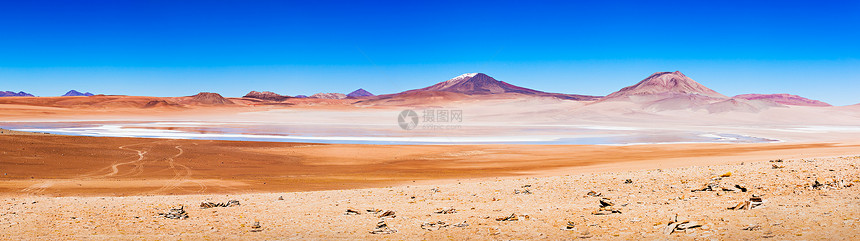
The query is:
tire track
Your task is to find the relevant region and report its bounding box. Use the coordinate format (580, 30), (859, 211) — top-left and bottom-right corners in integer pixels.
(148, 144), (207, 194)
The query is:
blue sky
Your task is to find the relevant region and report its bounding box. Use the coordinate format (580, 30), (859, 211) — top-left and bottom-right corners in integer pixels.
(1, 1), (858, 105)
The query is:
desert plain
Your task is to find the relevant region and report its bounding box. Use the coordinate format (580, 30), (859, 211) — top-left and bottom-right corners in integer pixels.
(2, 72), (860, 240)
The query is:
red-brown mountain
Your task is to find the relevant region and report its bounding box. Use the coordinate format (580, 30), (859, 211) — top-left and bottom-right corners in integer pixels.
(406, 73), (599, 100)
(243, 91), (290, 101)
(181, 92), (234, 105)
(605, 71), (726, 99)
(597, 71), (781, 113)
(733, 94), (831, 107)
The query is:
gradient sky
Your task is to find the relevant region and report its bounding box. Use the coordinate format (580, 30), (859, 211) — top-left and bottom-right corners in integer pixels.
(1, 1), (858, 105)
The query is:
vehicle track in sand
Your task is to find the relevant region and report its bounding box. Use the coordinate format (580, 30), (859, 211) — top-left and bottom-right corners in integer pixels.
(148, 144), (207, 194)
(21, 141), (161, 194)
(77, 141), (162, 179)
(20, 140), (209, 195)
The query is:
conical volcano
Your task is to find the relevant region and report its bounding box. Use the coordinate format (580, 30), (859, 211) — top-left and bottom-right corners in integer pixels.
(605, 71), (726, 99)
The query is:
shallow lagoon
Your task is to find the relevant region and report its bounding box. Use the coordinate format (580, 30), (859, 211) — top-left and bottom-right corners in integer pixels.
(1, 121), (777, 145)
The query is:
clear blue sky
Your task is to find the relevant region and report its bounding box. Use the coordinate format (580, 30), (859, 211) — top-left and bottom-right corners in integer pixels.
(1, 1), (858, 105)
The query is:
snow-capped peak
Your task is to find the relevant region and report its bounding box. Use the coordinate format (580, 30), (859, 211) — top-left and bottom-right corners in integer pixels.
(447, 73), (479, 82)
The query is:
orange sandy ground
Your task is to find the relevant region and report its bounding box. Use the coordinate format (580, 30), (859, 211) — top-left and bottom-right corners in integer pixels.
(1, 133), (858, 197)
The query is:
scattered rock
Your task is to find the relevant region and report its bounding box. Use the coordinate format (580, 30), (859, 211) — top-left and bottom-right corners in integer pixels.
(663, 217), (701, 235)
(420, 221), (449, 231)
(370, 220), (397, 234)
(743, 224), (761, 231)
(693, 182), (720, 192)
(586, 191), (602, 197)
(378, 210), (396, 219)
(772, 164), (785, 169)
(624, 179), (633, 184)
(562, 221), (576, 231)
(250, 221), (263, 232)
(277, 196), (284, 201)
(729, 197), (764, 210)
(769, 159), (783, 162)
(435, 207), (456, 214)
(514, 189), (532, 194)
(453, 221), (469, 228)
(592, 207), (622, 215)
(430, 187), (440, 193)
(366, 208), (382, 214)
(721, 172), (732, 177)
(599, 198), (614, 207)
(811, 178), (854, 190)
(344, 209), (362, 215)
(158, 206), (188, 219)
(592, 198), (622, 215)
(496, 213), (519, 221)
(200, 200), (240, 209)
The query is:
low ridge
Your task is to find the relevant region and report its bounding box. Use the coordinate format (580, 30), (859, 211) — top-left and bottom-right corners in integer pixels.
(244, 91), (290, 101)
(734, 94), (831, 107)
(310, 93), (347, 99)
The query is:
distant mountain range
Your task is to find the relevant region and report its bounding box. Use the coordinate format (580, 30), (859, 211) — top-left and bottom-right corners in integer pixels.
(62, 90), (94, 97)
(0, 91), (34, 97)
(0, 72), (843, 108)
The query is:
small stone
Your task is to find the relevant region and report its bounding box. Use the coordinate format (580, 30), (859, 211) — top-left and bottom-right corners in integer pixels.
(514, 189), (532, 194)
(378, 210), (396, 219)
(496, 213), (518, 221)
(250, 221), (263, 232)
(370, 220), (397, 234)
(563, 221), (576, 230)
(665, 220), (701, 234)
(743, 224), (761, 231)
(158, 206), (188, 219)
(344, 209), (361, 215)
(624, 179), (633, 184)
(420, 221), (448, 231)
(200, 200), (240, 209)
(435, 207), (456, 214)
(586, 191), (602, 197)
(599, 198), (614, 207)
